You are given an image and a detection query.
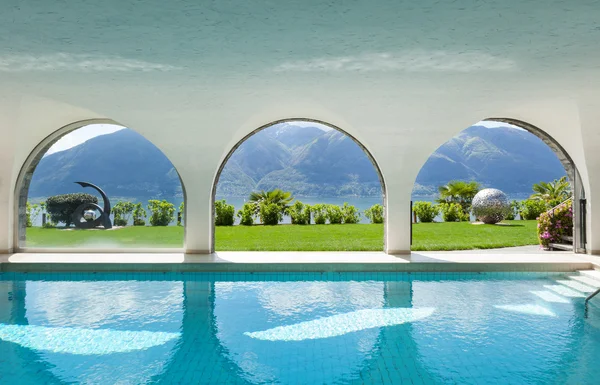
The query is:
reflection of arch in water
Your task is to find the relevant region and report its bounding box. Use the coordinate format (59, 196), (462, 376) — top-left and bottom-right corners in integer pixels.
(8, 278), (185, 384)
(0, 280), (59, 383)
(408, 278), (583, 383)
(13, 119), (187, 251)
(150, 280), (250, 383)
(209, 279), (387, 384)
(210, 118), (388, 253)
(350, 280), (438, 383)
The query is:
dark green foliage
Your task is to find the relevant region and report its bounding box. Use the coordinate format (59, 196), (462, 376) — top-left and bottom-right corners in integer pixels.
(311, 204), (328, 225)
(520, 199), (548, 220)
(46, 193), (99, 226)
(364, 204), (384, 224)
(259, 202), (282, 225)
(436, 180), (480, 215)
(341, 203), (360, 224)
(215, 200), (235, 226)
(287, 201), (311, 225)
(248, 189), (294, 216)
(237, 203), (255, 226)
(133, 203), (147, 226)
(530, 176), (571, 206)
(147, 200), (175, 226)
(413, 201), (440, 223)
(440, 203), (468, 222)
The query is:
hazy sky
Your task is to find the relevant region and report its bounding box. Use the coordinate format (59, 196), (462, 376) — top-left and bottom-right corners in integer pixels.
(46, 124), (125, 154)
(45, 120), (517, 155)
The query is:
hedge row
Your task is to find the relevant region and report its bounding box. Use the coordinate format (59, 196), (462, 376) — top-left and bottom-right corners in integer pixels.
(28, 197), (385, 228)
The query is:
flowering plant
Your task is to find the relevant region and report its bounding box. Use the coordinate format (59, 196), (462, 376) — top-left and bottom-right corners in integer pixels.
(537, 199), (573, 249)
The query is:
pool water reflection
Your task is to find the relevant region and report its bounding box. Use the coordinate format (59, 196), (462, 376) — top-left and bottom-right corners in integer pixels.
(0, 272), (599, 384)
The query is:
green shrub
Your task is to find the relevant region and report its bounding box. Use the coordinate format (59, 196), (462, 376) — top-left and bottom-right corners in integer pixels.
(287, 201), (311, 225)
(537, 199), (573, 248)
(312, 204), (328, 225)
(46, 193), (98, 226)
(504, 200), (520, 220)
(259, 202), (282, 225)
(147, 200), (175, 226)
(341, 203), (360, 224)
(237, 203), (256, 226)
(413, 201), (439, 223)
(133, 203), (147, 226)
(440, 203), (468, 222)
(26, 202), (43, 227)
(364, 204), (384, 224)
(215, 199), (235, 226)
(520, 199), (548, 220)
(178, 202), (185, 226)
(112, 201), (134, 227)
(42, 221), (56, 229)
(326, 204), (343, 224)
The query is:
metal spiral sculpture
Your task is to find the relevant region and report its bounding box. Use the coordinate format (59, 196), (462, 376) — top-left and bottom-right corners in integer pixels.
(72, 182), (113, 229)
(471, 188), (511, 224)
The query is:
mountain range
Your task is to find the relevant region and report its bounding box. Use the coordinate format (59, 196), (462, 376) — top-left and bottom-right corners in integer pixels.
(28, 123), (567, 199)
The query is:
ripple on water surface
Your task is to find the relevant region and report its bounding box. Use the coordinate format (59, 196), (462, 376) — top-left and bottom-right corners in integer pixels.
(0, 273), (599, 384)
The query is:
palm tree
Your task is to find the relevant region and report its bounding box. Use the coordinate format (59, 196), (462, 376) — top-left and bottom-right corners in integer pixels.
(530, 176), (571, 206)
(248, 189), (294, 214)
(436, 180), (480, 212)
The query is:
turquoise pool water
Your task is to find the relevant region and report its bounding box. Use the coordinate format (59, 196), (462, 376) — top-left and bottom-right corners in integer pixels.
(0, 272), (599, 384)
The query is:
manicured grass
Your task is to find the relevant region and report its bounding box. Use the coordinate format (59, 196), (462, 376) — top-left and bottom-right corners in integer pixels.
(26, 226), (185, 248)
(25, 220), (539, 251)
(216, 224), (384, 251)
(410, 220), (539, 251)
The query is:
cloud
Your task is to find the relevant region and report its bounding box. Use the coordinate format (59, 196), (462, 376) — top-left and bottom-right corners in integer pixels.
(0, 53), (180, 72)
(274, 51), (516, 73)
(476, 120), (525, 130)
(46, 124), (125, 155)
(273, 121), (332, 131)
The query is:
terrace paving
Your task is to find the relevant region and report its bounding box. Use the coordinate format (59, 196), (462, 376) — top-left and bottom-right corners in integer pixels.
(0, 247), (597, 273)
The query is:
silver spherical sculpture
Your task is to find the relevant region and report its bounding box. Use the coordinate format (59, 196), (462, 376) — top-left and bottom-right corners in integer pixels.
(83, 210), (96, 221)
(471, 188), (511, 224)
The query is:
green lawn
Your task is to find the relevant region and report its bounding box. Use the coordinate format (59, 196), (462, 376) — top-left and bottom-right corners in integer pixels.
(216, 224), (383, 251)
(25, 220), (539, 251)
(26, 226), (185, 248)
(410, 220), (539, 251)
